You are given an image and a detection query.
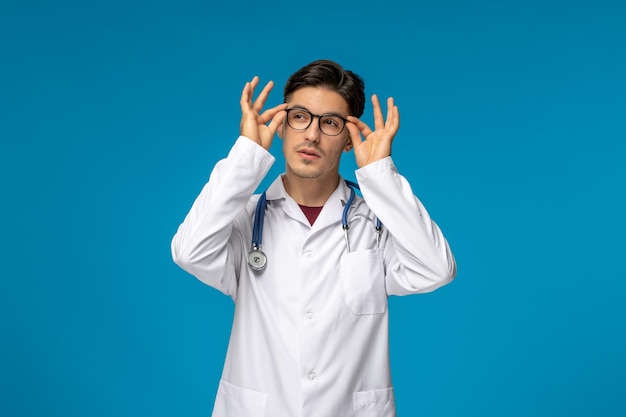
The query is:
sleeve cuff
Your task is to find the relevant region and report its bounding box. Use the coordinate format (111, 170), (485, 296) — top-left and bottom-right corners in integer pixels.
(355, 156), (396, 182)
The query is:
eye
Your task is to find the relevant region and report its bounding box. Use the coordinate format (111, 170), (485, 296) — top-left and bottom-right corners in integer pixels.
(322, 116), (341, 128)
(291, 110), (311, 122)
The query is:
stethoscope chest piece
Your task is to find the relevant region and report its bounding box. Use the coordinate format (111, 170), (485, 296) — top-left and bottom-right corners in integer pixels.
(248, 247), (267, 271)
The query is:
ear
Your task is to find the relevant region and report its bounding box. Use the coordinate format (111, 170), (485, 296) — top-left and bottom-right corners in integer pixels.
(343, 134), (353, 152)
(277, 123), (284, 140)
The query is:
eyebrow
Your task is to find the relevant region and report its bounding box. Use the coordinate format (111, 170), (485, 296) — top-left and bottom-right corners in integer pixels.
(289, 105), (347, 119)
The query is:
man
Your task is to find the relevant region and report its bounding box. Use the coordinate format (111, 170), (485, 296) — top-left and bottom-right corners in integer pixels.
(171, 59), (456, 417)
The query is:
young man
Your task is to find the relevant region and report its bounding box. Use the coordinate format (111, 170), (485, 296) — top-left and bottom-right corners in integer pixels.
(171, 60), (456, 417)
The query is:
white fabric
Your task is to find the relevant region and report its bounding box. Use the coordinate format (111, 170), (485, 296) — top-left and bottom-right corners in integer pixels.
(171, 136), (456, 417)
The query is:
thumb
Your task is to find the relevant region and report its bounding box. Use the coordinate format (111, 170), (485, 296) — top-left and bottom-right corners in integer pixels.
(267, 110), (287, 135)
(346, 122), (362, 151)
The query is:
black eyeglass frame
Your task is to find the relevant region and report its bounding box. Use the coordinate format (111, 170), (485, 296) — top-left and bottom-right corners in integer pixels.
(285, 107), (349, 136)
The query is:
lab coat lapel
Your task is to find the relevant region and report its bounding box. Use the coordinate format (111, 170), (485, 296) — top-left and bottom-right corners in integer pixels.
(264, 175), (353, 230)
(265, 175), (310, 226)
(309, 178), (351, 233)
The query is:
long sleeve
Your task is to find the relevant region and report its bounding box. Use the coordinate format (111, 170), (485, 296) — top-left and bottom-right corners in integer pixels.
(356, 157), (457, 296)
(171, 136), (275, 298)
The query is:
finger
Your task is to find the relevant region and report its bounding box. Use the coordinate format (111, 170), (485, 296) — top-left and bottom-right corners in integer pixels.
(253, 80), (274, 113)
(392, 104), (400, 131)
(371, 94), (384, 131)
(241, 76), (260, 109)
(347, 116), (373, 138)
(260, 103), (288, 124)
(240, 81), (251, 109)
(249, 75), (260, 91)
(267, 109), (287, 134)
(247, 76), (260, 109)
(346, 121), (364, 149)
(385, 97), (400, 134)
(386, 97), (396, 124)
(249, 76), (260, 102)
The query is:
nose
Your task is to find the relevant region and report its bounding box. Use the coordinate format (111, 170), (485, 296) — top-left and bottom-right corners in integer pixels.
(304, 116), (321, 143)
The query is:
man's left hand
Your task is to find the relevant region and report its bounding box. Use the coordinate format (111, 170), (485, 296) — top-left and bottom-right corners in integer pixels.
(347, 95), (400, 168)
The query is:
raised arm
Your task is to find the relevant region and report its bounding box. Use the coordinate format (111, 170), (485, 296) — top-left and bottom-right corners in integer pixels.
(351, 95), (456, 295)
(171, 77), (283, 297)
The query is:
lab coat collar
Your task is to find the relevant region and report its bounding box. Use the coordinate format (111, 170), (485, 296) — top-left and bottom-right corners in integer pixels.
(264, 175), (352, 230)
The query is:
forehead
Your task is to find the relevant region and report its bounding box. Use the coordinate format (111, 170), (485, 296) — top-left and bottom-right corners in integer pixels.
(286, 87), (349, 115)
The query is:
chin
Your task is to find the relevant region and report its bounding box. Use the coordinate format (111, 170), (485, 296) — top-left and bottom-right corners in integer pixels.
(285, 161), (320, 178)
(293, 169), (323, 179)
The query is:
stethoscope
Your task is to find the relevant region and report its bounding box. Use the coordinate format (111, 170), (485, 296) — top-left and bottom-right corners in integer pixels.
(248, 180), (382, 271)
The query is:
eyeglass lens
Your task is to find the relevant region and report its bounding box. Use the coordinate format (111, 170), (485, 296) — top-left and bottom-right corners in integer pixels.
(287, 109), (345, 136)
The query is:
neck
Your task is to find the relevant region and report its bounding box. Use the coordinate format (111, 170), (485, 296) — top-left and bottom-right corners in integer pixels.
(282, 173), (340, 206)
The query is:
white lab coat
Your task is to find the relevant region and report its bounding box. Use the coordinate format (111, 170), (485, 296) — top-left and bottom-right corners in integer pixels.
(172, 136), (456, 417)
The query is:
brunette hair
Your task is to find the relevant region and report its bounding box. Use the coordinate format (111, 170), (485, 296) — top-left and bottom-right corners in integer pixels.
(283, 59), (365, 118)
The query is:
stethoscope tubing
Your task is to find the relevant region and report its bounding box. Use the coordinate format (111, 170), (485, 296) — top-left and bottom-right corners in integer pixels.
(249, 180), (382, 271)
(252, 191), (267, 250)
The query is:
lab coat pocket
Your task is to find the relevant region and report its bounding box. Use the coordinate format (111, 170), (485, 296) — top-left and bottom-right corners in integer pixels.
(353, 387), (396, 417)
(211, 379), (267, 417)
(340, 249), (387, 315)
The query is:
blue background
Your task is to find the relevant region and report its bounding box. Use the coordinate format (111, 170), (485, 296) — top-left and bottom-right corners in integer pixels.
(2, 1), (625, 416)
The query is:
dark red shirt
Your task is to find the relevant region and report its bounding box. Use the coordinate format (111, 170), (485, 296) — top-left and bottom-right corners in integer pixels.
(299, 205), (323, 225)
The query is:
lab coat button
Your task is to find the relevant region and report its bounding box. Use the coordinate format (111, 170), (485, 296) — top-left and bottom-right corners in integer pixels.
(305, 312), (315, 320)
(303, 251), (314, 259)
(307, 372), (317, 381)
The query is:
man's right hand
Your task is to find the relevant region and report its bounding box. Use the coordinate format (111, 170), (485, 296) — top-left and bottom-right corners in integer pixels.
(239, 76), (287, 151)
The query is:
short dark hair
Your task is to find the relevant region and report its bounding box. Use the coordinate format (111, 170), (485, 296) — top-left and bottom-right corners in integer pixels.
(283, 59), (365, 118)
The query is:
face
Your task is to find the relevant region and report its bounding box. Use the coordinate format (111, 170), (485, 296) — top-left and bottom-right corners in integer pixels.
(278, 87), (352, 182)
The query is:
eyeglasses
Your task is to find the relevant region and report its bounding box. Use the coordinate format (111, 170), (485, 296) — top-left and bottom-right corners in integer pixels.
(285, 108), (348, 136)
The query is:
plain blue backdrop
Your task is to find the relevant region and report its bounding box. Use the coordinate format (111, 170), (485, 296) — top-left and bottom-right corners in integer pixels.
(1, 1), (625, 416)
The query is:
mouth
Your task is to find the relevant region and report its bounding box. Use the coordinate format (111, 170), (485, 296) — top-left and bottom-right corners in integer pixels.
(296, 148), (321, 160)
